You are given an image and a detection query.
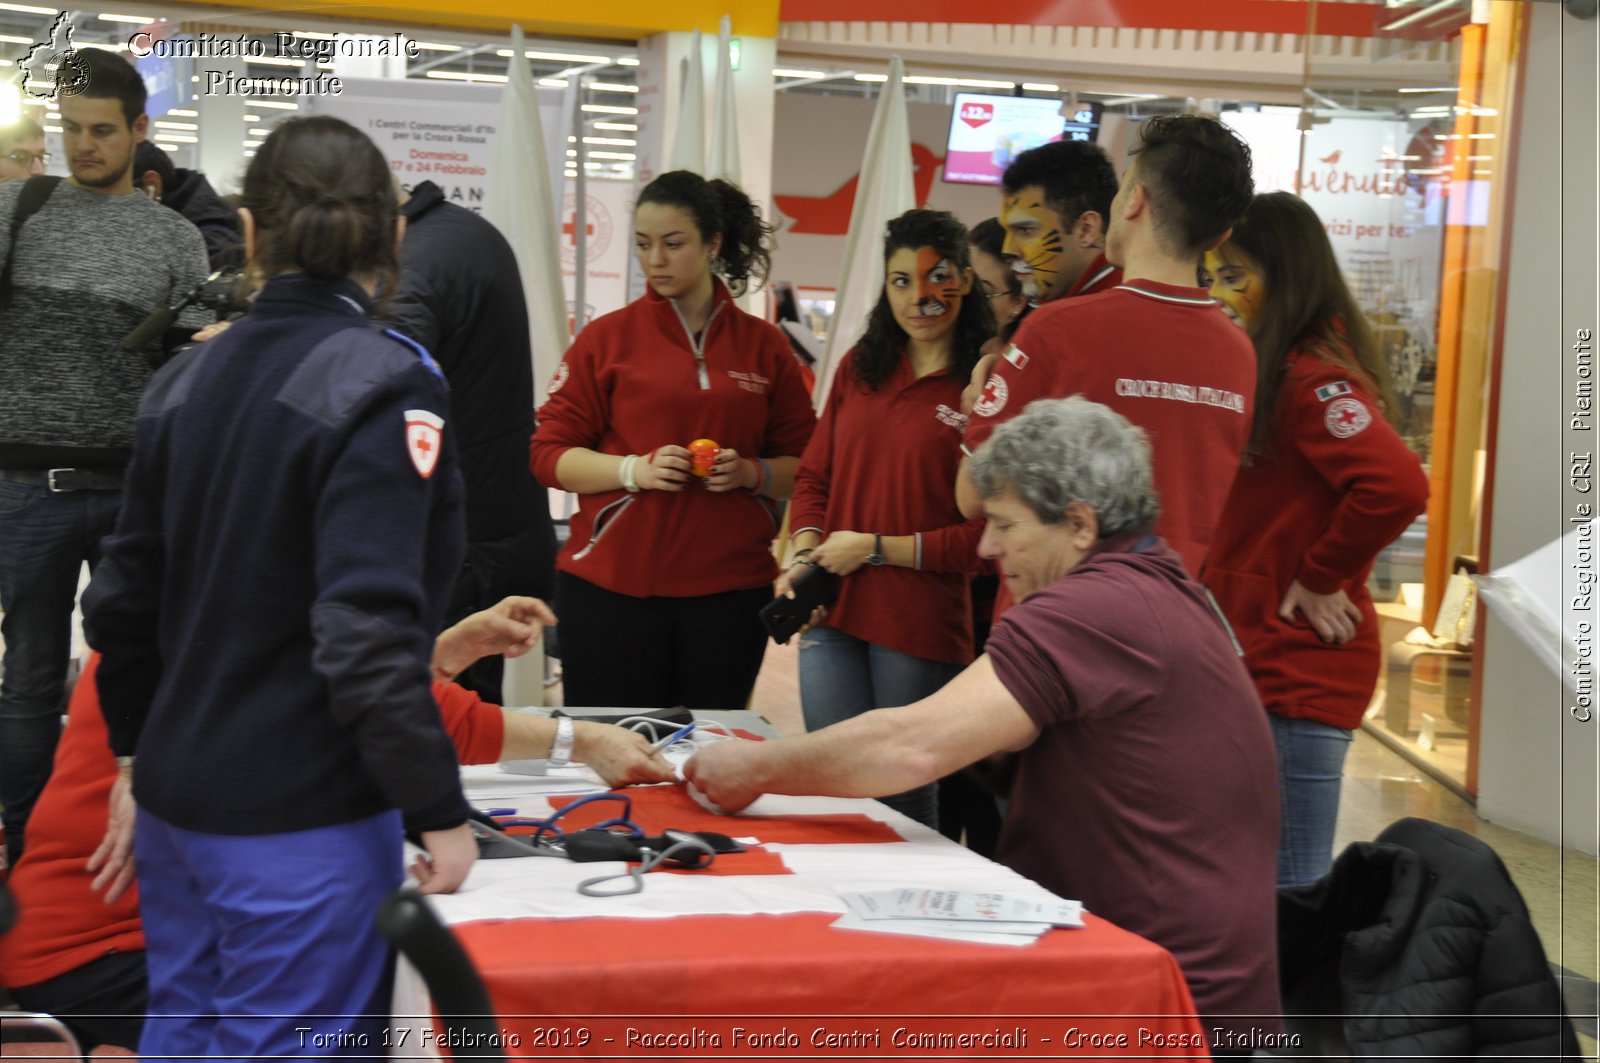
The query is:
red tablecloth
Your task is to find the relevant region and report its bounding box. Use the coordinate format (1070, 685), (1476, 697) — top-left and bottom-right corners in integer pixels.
(451, 910), (1209, 1059)
(434, 783), (1210, 1059)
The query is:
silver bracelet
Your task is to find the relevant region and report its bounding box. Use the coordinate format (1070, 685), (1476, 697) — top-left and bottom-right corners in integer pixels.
(619, 454), (641, 493)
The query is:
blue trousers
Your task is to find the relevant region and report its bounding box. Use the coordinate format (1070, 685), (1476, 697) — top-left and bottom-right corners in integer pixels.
(135, 807), (403, 1061)
(1270, 713), (1354, 889)
(797, 626), (962, 830)
(0, 480), (119, 861)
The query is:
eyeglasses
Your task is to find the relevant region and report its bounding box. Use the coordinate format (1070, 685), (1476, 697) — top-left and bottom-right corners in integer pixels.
(3, 150), (50, 168)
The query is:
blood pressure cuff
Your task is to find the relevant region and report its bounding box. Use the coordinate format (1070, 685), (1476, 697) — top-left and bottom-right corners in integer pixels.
(563, 829), (743, 865)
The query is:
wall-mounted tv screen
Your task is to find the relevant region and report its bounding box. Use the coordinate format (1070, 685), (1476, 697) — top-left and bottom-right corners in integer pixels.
(943, 93), (1101, 186)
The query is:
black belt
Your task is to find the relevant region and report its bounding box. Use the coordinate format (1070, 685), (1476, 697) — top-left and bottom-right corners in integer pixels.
(0, 468), (124, 492)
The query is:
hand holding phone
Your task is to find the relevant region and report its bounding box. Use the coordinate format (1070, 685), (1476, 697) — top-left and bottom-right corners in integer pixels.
(759, 564), (840, 645)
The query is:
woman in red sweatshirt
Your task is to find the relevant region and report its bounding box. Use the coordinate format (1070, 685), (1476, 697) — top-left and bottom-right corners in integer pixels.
(1202, 192), (1429, 888)
(780, 210), (993, 829)
(530, 171), (815, 710)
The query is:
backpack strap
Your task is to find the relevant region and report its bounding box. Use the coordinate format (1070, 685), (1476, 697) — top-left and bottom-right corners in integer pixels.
(1, 175), (65, 306)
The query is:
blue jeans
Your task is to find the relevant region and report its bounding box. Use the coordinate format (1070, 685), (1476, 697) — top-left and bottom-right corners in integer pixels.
(1270, 713), (1353, 889)
(135, 807), (402, 1060)
(797, 626), (962, 830)
(0, 480), (120, 860)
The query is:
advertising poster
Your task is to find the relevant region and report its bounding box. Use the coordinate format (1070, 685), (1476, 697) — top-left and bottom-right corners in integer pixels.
(1225, 109), (1449, 458)
(943, 93), (1091, 186)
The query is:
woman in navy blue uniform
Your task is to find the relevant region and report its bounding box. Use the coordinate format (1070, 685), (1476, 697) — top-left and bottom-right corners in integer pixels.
(84, 117), (475, 1059)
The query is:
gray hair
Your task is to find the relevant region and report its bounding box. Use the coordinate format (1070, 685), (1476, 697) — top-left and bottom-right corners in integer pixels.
(967, 397), (1161, 537)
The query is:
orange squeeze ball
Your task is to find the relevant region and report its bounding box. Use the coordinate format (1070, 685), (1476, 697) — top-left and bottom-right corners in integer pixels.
(689, 438), (720, 477)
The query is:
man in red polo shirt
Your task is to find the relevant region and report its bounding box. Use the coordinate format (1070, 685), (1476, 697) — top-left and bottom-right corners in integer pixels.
(960, 115), (1257, 605)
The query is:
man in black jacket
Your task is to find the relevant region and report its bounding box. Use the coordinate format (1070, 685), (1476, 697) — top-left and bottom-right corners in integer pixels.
(133, 142), (241, 271)
(386, 180), (558, 703)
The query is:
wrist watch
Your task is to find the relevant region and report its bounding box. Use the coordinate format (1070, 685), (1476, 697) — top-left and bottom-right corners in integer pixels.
(549, 716), (576, 767)
(866, 533), (886, 567)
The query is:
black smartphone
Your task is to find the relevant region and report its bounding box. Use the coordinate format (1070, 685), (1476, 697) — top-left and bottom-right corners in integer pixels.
(759, 565), (840, 645)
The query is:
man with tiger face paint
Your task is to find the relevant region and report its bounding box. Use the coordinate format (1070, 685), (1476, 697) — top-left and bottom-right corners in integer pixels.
(998, 140), (1122, 303)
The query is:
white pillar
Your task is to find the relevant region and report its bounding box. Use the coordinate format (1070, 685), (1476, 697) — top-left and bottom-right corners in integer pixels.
(1477, 1), (1598, 854)
(193, 57), (246, 196)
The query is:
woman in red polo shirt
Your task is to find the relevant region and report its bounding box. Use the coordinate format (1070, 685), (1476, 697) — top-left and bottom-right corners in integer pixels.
(1202, 192), (1429, 888)
(530, 171), (815, 711)
(780, 210), (993, 829)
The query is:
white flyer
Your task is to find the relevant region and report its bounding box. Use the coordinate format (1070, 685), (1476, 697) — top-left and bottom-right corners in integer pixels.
(840, 888), (1084, 927)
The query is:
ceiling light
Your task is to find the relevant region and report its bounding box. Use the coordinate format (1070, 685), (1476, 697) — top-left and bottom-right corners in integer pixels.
(153, 120), (197, 130)
(1382, 0), (1463, 32)
(496, 48), (611, 64)
(1023, 82), (1060, 92)
(416, 42), (461, 52)
(251, 100), (300, 110)
(0, 2), (55, 13)
(1397, 86), (1459, 93)
(1078, 90), (1163, 99)
(592, 121), (637, 131)
(616, 57), (639, 66)
(588, 150), (635, 160)
(97, 12), (153, 23)
(589, 82), (638, 93)
(168, 108), (198, 117)
(773, 68), (827, 78)
(247, 56), (306, 68)
(0, 34), (35, 44)
(905, 76), (1015, 89)
(152, 133), (196, 142)
(581, 104), (637, 114)
(426, 70), (508, 83)
(290, 30), (335, 39)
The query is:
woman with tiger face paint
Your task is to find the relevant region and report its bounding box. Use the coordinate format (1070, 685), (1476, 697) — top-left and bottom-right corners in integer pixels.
(780, 210), (995, 829)
(1200, 192), (1429, 888)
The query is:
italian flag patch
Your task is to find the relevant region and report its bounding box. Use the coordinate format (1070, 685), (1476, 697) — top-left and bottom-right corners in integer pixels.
(1314, 381), (1352, 402)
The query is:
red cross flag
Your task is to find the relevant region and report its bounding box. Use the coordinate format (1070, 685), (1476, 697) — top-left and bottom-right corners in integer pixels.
(405, 409), (445, 478)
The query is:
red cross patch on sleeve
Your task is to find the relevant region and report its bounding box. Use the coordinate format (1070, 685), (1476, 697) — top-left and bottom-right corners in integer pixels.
(1324, 397), (1371, 438)
(405, 409), (445, 478)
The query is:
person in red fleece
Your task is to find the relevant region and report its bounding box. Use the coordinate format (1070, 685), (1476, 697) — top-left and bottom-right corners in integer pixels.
(0, 597), (672, 1050)
(530, 171), (815, 711)
(1200, 192), (1429, 888)
(958, 115), (1258, 618)
(779, 210), (992, 829)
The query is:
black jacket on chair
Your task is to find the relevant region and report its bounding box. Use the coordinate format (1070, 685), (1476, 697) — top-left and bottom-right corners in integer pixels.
(1278, 817), (1579, 1060)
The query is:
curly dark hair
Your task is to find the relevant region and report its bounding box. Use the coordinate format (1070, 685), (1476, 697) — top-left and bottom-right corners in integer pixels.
(636, 170), (776, 296)
(1128, 115), (1254, 257)
(851, 209), (994, 390)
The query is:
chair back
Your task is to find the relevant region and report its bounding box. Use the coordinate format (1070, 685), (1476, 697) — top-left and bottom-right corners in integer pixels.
(377, 889), (505, 1061)
(0, 1014), (87, 1063)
